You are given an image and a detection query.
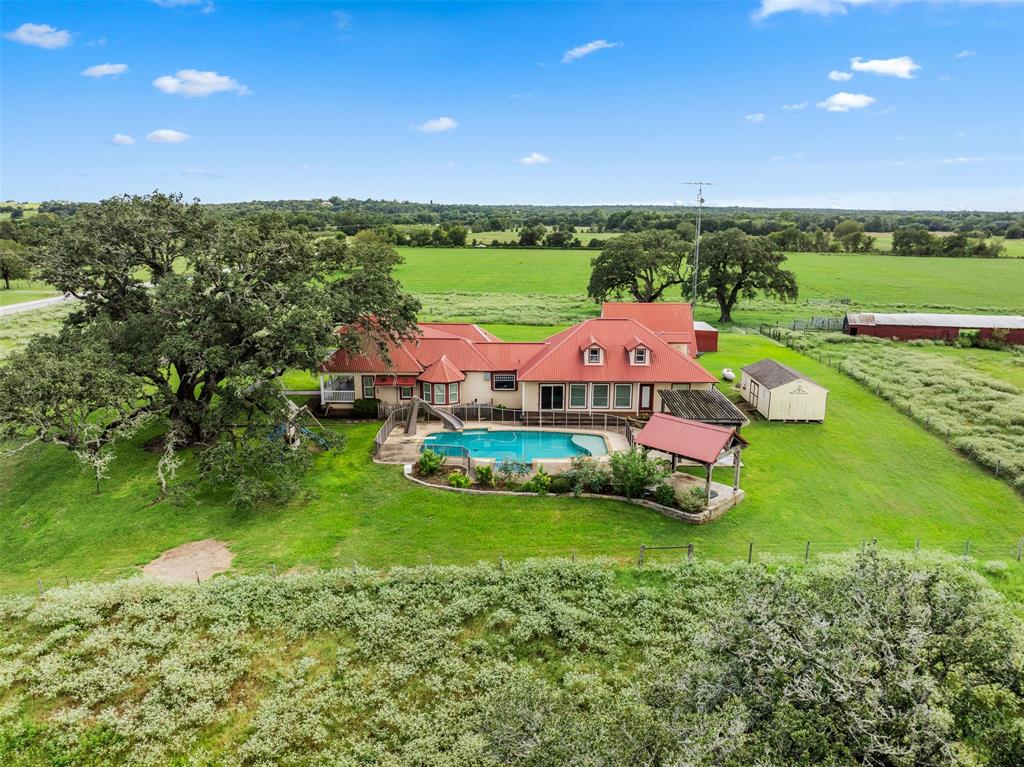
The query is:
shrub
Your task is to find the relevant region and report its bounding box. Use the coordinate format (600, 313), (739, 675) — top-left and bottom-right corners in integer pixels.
(561, 456), (611, 496)
(352, 397), (381, 418)
(548, 475), (572, 495)
(652, 482), (677, 507)
(495, 460), (530, 487)
(608, 448), (667, 499)
(474, 465), (494, 487)
(522, 467), (552, 495)
(676, 486), (707, 513)
(418, 449), (444, 477)
(448, 472), (471, 488)
(981, 560), (1007, 578)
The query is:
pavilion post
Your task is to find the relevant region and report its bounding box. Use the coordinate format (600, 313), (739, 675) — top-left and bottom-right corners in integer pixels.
(733, 449), (741, 490)
(704, 464), (713, 506)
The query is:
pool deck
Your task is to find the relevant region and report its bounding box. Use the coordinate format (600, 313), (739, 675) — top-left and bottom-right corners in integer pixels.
(375, 421), (630, 468)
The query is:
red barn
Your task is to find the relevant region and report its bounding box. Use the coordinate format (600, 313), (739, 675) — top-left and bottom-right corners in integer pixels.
(843, 312), (1024, 345)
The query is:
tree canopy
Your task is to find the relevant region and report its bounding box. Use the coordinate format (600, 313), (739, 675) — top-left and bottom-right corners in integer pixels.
(2, 192), (418, 496)
(588, 230), (693, 303)
(696, 228), (798, 322)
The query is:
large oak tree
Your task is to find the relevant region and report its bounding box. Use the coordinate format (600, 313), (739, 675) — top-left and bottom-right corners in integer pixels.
(696, 228), (798, 323)
(587, 230), (692, 303)
(26, 192), (419, 448)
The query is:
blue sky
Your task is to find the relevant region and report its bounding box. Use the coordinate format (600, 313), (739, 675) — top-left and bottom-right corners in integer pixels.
(3, 0), (1022, 210)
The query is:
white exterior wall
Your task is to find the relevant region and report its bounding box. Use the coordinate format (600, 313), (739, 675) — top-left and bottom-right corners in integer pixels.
(458, 372), (523, 407)
(740, 372), (827, 421)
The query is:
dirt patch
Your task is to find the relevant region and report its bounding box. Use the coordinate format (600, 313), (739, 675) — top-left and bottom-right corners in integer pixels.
(142, 539), (234, 584)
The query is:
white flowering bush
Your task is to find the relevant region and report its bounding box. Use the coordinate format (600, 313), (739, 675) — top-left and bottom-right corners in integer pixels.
(0, 553), (1021, 766)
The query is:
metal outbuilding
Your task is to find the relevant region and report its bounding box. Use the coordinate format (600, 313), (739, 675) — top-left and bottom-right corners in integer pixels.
(739, 359), (828, 422)
(843, 312), (1024, 345)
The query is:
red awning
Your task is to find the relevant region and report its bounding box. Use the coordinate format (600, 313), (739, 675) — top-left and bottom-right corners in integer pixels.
(375, 375), (417, 386)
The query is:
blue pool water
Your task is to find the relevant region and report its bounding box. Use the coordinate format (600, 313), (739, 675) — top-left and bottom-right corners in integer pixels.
(422, 429), (608, 461)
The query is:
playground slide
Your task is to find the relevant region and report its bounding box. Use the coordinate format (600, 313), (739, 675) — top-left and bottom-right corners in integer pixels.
(404, 396), (464, 435)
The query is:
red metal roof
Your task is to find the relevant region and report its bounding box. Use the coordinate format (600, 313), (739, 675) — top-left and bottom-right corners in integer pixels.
(475, 342), (549, 370)
(418, 355), (466, 384)
(600, 302), (696, 346)
(419, 322), (502, 342)
(319, 338), (423, 374)
(520, 318), (716, 383)
(635, 413), (745, 464)
(409, 337), (495, 371)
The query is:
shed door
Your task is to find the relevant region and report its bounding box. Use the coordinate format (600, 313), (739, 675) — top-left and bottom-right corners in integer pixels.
(749, 381), (759, 408)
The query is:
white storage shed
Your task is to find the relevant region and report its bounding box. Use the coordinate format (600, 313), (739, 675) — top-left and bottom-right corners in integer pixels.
(739, 359), (828, 422)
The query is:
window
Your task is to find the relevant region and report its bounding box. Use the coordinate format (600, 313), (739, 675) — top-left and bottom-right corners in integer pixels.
(587, 347), (602, 364)
(632, 347), (648, 365)
(614, 383), (632, 409)
(492, 373), (516, 391)
(448, 382), (459, 404)
(433, 383), (446, 404)
(591, 383), (609, 409)
(569, 383), (587, 408)
(421, 382), (431, 402)
(362, 375), (375, 399)
(671, 383), (690, 391)
(399, 386), (413, 400)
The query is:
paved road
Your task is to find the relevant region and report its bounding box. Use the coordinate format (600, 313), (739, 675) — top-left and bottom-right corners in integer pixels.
(0, 294), (72, 317)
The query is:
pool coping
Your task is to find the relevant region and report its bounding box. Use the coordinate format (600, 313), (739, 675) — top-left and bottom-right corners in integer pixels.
(421, 425), (612, 462)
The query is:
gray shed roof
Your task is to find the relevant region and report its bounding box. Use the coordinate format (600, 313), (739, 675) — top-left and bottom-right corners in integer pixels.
(845, 312), (1024, 330)
(740, 359), (826, 391)
(658, 387), (748, 427)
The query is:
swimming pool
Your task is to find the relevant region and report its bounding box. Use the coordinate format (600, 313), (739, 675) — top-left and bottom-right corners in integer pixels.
(421, 429), (608, 461)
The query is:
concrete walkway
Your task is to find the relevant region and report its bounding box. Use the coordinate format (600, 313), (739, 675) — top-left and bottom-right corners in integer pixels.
(0, 294), (71, 317)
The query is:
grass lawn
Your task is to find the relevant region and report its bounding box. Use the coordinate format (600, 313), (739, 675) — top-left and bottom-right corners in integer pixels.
(3, 331), (1021, 595)
(868, 232), (1024, 258)
(0, 289), (59, 306)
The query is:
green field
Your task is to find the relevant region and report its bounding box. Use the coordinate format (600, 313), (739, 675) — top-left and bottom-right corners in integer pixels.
(868, 231), (1024, 258)
(0, 289), (58, 306)
(3, 332), (1022, 596)
(397, 247), (1024, 326)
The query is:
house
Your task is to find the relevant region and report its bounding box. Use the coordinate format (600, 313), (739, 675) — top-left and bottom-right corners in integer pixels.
(739, 359), (828, 422)
(599, 302), (697, 356)
(843, 312), (1024, 345)
(318, 313), (719, 415)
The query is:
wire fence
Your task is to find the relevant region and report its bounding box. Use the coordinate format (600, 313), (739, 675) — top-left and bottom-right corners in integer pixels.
(16, 536), (1024, 598)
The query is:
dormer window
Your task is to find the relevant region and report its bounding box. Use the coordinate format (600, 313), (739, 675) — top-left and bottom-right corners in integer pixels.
(632, 347), (648, 365)
(586, 347), (602, 365)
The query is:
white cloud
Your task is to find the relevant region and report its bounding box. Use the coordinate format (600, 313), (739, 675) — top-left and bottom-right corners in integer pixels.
(828, 70), (853, 81)
(942, 156), (983, 164)
(181, 168), (223, 177)
(755, 0), (1024, 20)
(147, 129), (190, 143)
(111, 133), (135, 145)
(744, 112), (766, 123)
(334, 10), (352, 30)
(4, 23), (72, 49)
(516, 152), (551, 166)
(955, 49), (976, 58)
(86, 37), (107, 47)
(153, 69), (249, 96)
(562, 39), (621, 63)
(816, 92), (877, 112)
(81, 63), (127, 78)
(782, 101), (808, 110)
(411, 116), (458, 133)
(850, 55), (920, 79)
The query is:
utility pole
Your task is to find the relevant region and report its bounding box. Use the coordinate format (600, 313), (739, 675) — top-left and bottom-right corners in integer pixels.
(683, 181), (715, 303)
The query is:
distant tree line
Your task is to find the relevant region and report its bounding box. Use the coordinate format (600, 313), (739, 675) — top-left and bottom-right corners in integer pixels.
(892, 225), (1005, 258)
(32, 198), (1024, 240)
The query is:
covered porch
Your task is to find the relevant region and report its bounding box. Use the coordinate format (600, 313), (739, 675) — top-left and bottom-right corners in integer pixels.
(635, 412), (749, 507)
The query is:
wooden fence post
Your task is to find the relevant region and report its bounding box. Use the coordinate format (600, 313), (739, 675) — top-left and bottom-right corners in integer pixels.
(747, 542), (753, 564)
(964, 540), (971, 556)
(638, 544), (645, 567)
(36, 578), (43, 597)
(804, 541), (810, 563)
(1017, 538), (1023, 562)
(915, 538), (921, 554)
(687, 543), (694, 561)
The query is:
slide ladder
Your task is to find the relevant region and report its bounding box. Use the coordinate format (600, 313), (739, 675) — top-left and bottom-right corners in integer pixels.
(404, 396), (464, 436)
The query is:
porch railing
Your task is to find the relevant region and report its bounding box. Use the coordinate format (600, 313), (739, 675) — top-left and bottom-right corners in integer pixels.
(322, 390), (356, 403)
